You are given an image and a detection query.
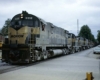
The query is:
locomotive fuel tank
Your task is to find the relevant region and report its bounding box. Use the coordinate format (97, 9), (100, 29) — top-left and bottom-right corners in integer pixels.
(49, 49), (63, 56)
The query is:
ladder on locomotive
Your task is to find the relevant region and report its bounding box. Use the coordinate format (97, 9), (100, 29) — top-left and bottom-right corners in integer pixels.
(29, 34), (35, 53)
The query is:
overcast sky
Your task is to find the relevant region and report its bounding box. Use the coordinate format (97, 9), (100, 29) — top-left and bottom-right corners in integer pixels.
(0, 0), (100, 38)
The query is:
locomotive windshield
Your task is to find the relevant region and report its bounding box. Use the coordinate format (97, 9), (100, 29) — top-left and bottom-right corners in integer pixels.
(10, 12), (40, 30)
(11, 20), (38, 27)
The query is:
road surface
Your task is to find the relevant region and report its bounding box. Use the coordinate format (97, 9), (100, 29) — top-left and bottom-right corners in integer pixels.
(0, 47), (100, 80)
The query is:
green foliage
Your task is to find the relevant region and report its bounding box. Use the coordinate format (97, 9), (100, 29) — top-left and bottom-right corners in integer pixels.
(0, 18), (11, 36)
(78, 25), (95, 42)
(97, 31), (100, 44)
(78, 25), (91, 39)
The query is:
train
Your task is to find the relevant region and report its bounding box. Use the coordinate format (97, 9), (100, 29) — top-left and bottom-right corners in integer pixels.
(1, 11), (94, 64)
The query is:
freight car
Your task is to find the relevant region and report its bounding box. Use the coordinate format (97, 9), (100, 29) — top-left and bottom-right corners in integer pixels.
(1, 11), (94, 64)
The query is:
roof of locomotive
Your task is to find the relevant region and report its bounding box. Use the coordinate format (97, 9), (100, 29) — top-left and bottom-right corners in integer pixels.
(11, 11), (47, 25)
(68, 33), (75, 36)
(47, 22), (69, 33)
(11, 11), (69, 33)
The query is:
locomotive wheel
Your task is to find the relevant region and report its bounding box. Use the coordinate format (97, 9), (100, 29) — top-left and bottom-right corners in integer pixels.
(37, 52), (42, 61)
(71, 49), (75, 54)
(62, 49), (66, 55)
(37, 53), (41, 61)
(39, 51), (48, 60)
(66, 50), (69, 55)
(79, 48), (81, 51)
(47, 51), (51, 58)
(34, 53), (39, 61)
(43, 51), (48, 60)
(63, 49), (69, 55)
(77, 49), (80, 52)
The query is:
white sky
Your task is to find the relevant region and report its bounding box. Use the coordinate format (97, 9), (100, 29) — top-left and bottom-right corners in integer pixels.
(0, 0), (100, 38)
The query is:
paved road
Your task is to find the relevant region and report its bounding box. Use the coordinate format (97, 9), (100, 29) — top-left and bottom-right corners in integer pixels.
(0, 48), (100, 80)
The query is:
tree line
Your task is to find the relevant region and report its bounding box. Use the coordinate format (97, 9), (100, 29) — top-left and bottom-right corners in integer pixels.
(78, 25), (100, 45)
(0, 19), (11, 36)
(0, 19), (100, 45)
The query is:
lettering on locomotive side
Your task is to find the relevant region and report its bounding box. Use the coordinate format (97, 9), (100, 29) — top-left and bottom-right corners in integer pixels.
(10, 35), (24, 38)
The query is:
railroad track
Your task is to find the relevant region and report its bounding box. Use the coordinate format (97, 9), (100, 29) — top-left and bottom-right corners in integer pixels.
(0, 60), (19, 74)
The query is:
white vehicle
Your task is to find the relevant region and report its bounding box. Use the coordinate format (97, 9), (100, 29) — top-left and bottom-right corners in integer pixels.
(93, 45), (100, 54)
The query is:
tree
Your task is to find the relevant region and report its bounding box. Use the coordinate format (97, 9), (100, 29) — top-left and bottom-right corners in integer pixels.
(0, 18), (11, 36)
(78, 25), (96, 43)
(91, 34), (95, 42)
(97, 30), (100, 44)
(78, 25), (92, 39)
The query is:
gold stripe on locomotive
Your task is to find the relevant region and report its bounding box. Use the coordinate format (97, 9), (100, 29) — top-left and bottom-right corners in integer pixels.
(8, 26), (40, 44)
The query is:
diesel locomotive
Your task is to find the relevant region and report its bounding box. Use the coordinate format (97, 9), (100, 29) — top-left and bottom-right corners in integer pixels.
(1, 11), (94, 64)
